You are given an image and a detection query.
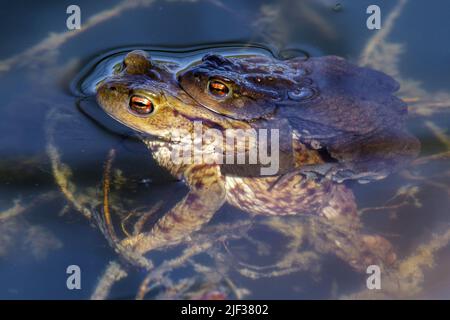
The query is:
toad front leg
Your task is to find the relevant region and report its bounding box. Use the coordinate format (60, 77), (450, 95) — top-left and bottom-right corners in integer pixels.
(121, 164), (226, 255)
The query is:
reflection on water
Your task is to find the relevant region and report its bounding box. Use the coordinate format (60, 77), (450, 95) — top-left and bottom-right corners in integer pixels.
(0, 0), (449, 299)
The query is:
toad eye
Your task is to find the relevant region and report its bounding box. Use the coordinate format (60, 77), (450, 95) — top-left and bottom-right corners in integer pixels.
(129, 96), (154, 115)
(208, 80), (230, 98)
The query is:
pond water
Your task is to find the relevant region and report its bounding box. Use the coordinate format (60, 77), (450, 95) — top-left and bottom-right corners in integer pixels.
(0, 0), (449, 299)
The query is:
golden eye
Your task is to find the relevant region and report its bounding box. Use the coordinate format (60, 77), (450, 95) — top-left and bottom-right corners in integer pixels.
(129, 96), (154, 115)
(208, 80), (230, 98)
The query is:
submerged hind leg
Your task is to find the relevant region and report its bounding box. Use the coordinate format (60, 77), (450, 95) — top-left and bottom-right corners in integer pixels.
(307, 182), (397, 271)
(225, 174), (396, 271)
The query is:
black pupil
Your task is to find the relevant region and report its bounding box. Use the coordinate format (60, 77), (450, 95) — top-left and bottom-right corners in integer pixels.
(209, 81), (229, 97)
(130, 97), (153, 115)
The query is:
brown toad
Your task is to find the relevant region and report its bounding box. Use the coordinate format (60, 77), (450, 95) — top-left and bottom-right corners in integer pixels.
(95, 50), (418, 270)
